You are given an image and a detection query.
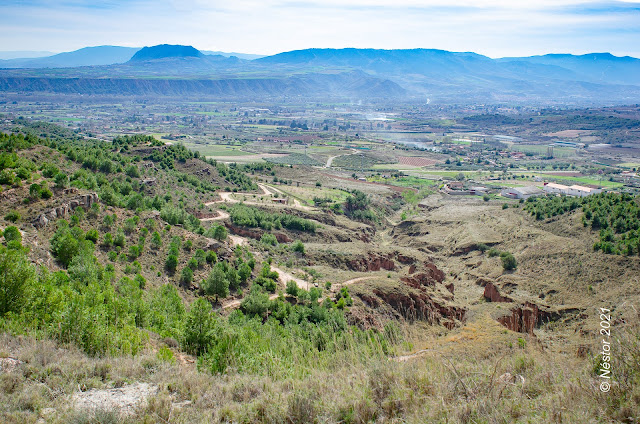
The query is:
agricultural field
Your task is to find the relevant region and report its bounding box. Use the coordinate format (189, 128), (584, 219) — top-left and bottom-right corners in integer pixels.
(1, 99), (640, 423)
(509, 144), (577, 157)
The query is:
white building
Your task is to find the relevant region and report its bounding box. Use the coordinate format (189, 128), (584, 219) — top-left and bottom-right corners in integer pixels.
(543, 183), (569, 195)
(568, 185), (603, 197)
(543, 182), (602, 197)
(501, 185), (544, 199)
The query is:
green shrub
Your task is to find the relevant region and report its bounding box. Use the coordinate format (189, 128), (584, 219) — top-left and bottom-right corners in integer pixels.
(292, 240), (305, 254)
(187, 257), (198, 271)
(0, 169), (15, 185)
(40, 186), (53, 199)
(182, 298), (216, 355)
(157, 346), (175, 363)
(203, 265), (229, 300)
(180, 267), (193, 285)
(0, 245), (35, 316)
(151, 231), (162, 249)
(260, 233), (278, 246)
(54, 172), (68, 188)
(165, 255), (178, 273)
(212, 225), (227, 241)
(238, 262), (252, 284)
(85, 228), (99, 243)
(501, 252), (517, 271)
(4, 211), (20, 223)
(128, 245), (141, 260)
(206, 250), (217, 264)
(286, 280), (299, 297)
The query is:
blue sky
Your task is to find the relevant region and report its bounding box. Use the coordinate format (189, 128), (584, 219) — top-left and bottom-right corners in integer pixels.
(1, 0), (639, 57)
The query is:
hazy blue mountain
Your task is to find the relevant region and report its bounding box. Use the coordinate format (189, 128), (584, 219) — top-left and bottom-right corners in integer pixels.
(202, 51), (265, 60)
(2, 45), (640, 104)
(0, 46), (140, 68)
(255, 48), (640, 103)
(129, 44), (203, 62)
(0, 51), (55, 60)
(497, 53), (640, 86)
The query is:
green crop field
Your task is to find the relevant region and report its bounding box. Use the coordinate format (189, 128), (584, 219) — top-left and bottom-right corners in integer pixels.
(511, 144), (576, 158)
(536, 172), (623, 188)
(264, 153), (322, 165)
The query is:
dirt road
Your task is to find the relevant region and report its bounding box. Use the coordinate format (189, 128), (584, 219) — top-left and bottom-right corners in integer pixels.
(271, 265), (311, 290)
(199, 210), (230, 221)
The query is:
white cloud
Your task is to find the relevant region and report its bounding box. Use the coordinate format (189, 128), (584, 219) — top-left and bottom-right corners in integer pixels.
(0, 0), (638, 57)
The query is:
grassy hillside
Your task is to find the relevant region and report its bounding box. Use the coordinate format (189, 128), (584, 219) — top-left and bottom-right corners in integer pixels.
(0, 121), (639, 423)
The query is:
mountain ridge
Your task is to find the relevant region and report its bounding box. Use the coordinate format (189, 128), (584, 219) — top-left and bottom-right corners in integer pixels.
(2, 44), (640, 104)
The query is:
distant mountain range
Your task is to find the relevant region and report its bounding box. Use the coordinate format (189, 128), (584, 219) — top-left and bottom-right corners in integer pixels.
(0, 45), (264, 68)
(1, 44), (639, 104)
(0, 46), (140, 69)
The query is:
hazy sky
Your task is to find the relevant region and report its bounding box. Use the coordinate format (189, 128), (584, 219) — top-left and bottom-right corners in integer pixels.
(2, 0), (639, 58)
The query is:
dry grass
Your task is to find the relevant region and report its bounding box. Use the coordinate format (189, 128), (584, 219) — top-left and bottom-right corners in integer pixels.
(1, 314), (635, 424)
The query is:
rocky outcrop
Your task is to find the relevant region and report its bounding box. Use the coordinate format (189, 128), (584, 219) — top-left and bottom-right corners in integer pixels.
(33, 192), (99, 228)
(497, 302), (553, 335)
(348, 254), (395, 272)
(483, 282), (513, 303)
(396, 254), (415, 264)
(372, 287), (465, 328)
(401, 262), (445, 289)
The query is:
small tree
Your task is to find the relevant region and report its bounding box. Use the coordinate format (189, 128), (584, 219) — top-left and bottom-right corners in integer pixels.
(180, 267), (193, 285)
(292, 240), (305, 254)
(54, 173), (68, 189)
(260, 233), (278, 246)
(0, 246), (35, 316)
(49, 225), (79, 267)
(501, 252), (517, 271)
(165, 254), (178, 273)
(213, 225), (227, 241)
(85, 228), (99, 243)
(240, 284), (270, 318)
(3, 226), (21, 244)
(203, 265), (229, 301)
(286, 280), (299, 297)
(29, 183), (42, 199)
(4, 212), (20, 223)
(182, 298), (216, 355)
(206, 250), (218, 264)
(227, 267), (240, 291)
(238, 262), (252, 284)
(103, 232), (113, 248)
(114, 230), (126, 248)
(151, 231), (162, 249)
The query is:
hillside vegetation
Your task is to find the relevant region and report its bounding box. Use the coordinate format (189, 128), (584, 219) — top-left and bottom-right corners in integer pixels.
(0, 120), (639, 423)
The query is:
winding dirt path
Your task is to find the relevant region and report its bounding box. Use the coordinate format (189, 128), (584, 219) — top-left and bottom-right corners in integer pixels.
(325, 155), (339, 168)
(229, 235), (246, 246)
(325, 149), (357, 168)
(222, 293), (279, 309)
(199, 210), (230, 221)
(271, 265), (311, 291)
(336, 276), (377, 288)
